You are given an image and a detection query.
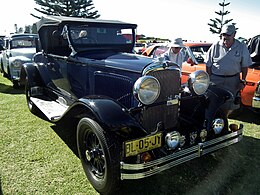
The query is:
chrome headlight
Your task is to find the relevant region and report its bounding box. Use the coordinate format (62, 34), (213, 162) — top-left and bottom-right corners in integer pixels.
(12, 59), (23, 68)
(165, 131), (180, 149)
(188, 70), (209, 95)
(133, 76), (160, 105)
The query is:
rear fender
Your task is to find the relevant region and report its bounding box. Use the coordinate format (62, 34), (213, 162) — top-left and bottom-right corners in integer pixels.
(20, 62), (51, 87)
(20, 63), (41, 86)
(20, 52), (53, 87)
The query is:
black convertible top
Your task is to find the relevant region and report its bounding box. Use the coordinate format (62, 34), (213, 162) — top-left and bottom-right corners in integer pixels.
(37, 15), (137, 31)
(36, 15), (137, 55)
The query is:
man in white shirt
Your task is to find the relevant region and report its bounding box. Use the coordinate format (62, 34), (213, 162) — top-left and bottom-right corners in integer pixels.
(162, 37), (185, 69)
(205, 24), (252, 111)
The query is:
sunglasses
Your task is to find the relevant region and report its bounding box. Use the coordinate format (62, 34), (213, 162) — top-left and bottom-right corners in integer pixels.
(222, 33), (232, 37)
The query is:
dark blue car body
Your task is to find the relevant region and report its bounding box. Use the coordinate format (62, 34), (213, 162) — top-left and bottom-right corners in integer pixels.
(20, 16), (243, 194)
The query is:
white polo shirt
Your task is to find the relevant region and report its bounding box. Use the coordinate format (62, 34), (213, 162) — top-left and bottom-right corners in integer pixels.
(162, 48), (184, 69)
(206, 39), (252, 76)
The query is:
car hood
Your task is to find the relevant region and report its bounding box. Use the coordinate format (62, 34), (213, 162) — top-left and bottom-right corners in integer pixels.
(10, 48), (36, 58)
(77, 52), (154, 74)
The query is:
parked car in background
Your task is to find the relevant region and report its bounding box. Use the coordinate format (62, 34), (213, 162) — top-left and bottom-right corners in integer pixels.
(142, 42), (206, 82)
(0, 36), (4, 50)
(0, 34), (38, 88)
(142, 42), (260, 114)
(20, 15), (243, 194)
(134, 42), (146, 54)
(247, 35), (260, 113)
(184, 42), (211, 62)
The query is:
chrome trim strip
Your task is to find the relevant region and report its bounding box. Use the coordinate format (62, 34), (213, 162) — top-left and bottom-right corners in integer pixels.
(121, 129), (243, 180)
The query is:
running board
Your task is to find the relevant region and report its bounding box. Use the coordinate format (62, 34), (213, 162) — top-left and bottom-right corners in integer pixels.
(30, 97), (68, 121)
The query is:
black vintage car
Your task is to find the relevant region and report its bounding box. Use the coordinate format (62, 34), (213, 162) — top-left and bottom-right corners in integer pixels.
(20, 16), (243, 194)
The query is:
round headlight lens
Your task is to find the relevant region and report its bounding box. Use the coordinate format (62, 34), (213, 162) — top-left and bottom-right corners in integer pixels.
(188, 70), (209, 95)
(133, 76), (160, 105)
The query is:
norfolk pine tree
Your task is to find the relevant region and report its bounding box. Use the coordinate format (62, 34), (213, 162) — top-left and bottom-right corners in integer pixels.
(208, 0), (236, 35)
(31, 0), (100, 19)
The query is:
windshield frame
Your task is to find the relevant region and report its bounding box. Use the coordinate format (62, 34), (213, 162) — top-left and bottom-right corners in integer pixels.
(64, 24), (136, 54)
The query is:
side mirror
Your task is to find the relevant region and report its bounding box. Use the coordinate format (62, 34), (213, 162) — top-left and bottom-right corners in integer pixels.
(196, 54), (205, 63)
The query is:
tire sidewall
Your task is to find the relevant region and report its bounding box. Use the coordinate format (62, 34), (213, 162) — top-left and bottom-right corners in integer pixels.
(77, 118), (120, 194)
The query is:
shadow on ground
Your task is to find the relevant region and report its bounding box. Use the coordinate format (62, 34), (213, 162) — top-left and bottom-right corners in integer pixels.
(51, 121), (79, 158)
(0, 176), (3, 195)
(0, 82), (24, 95)
(229, 106), (260, 125)
(52, 121), (259, 195)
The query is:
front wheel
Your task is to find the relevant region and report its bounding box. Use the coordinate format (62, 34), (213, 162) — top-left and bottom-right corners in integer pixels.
(77, 118), (121, 195)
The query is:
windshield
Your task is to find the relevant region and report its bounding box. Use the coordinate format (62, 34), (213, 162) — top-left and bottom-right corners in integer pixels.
(10, 37), (37, 49)
(68, 25), (134, 45)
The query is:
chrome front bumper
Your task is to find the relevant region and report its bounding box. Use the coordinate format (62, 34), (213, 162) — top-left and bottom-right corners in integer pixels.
(120, 127), (243, 180)
(252, 96), (260, 109)
(252, 82), (260, 109)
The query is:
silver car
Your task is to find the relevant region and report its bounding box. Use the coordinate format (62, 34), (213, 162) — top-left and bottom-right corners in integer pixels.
(0, 34), (38, 88)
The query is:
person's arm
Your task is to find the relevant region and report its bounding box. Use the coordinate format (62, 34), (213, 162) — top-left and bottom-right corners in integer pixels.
(206, 66), (212, 76)
(205, 45), (214, 76)
(241, 67), (248, 80)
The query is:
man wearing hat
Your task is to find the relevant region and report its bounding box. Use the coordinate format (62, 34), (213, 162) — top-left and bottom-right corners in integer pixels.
(162, 37), (185, 69)
(205, 24), (252, 110)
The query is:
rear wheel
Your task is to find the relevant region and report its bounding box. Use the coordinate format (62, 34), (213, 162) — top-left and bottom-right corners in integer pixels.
(77, 118), (121, 195)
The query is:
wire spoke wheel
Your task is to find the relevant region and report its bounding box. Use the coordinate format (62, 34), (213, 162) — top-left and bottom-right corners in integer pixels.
(77, 118), (121, 194)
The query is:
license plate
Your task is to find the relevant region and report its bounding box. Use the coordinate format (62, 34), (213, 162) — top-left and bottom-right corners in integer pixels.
(124, 133), (162, 157)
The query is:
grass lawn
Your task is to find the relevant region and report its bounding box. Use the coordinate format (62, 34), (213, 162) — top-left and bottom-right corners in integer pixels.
(0, 74), (259, 195)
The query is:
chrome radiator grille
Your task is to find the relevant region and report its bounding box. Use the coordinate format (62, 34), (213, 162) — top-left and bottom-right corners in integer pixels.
(140, 69), (181, 133)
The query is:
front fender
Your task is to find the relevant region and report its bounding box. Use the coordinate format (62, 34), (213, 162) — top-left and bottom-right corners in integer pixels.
(78, 97), (143, 133)
(204, 84), (233, 130)
(180, 85), (232, 130)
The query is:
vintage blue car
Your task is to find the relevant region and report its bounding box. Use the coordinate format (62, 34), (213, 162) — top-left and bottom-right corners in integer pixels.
(0, 34), (38, 88)
(20, 16), (243, 194)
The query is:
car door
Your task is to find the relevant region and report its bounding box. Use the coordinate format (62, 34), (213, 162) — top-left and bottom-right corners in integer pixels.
(45, 56), (72, 94)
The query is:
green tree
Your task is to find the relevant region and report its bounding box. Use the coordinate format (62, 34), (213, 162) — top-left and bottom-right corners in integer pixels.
(31, 0), (100, 19)
(24, 25), (31, 33)
(31, 23), (38, 34)
(208, 0), (236, 35)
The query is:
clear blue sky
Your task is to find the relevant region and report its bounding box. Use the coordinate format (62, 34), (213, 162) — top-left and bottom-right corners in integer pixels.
(1, 0), (259, 42)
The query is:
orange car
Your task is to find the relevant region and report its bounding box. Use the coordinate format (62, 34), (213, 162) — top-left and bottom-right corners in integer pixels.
(142, 42), (211, 83)
(142, 42), (260, 113)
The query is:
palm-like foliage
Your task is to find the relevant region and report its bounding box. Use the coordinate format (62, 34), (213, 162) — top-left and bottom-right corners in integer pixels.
(208, 0), (236, 35)
(31, 0), (100, 19)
